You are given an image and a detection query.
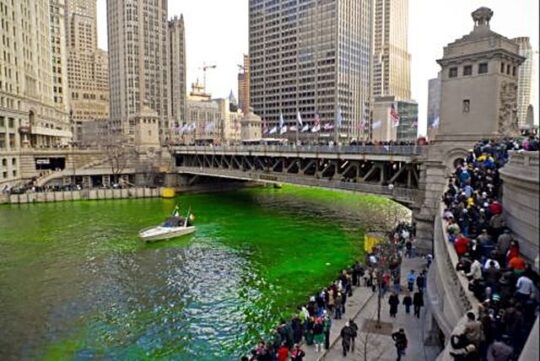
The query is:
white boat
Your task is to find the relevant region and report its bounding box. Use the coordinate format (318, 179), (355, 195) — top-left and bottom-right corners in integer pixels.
(139, 207), (196, 242)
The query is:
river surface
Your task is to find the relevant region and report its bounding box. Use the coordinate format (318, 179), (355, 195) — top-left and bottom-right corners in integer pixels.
(0, 185), (408, 361)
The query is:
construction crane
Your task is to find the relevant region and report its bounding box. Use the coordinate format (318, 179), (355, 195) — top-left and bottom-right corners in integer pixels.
(200, 63), (217, 94)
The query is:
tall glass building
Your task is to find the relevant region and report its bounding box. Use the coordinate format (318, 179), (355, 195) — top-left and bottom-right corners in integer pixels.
(249, 0), (373, 140)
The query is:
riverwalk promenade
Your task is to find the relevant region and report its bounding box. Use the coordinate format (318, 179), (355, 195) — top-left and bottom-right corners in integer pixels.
(302, 257), (441, 361)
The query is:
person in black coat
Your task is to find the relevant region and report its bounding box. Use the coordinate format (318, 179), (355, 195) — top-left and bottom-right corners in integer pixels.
(388, 292), (400, 317)
(402, 292), (412, 314)
(413, 291), (424, 318)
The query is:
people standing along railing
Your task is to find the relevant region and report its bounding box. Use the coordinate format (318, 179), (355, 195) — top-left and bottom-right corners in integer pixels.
(174, 143), (426, 156)
(241, 221), (422, 361)
(439, 135), (539, 361)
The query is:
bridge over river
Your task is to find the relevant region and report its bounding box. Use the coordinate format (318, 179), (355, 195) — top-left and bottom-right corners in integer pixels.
(172, 144), (425, 206)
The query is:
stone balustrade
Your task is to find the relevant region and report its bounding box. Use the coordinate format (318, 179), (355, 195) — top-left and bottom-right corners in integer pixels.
(499, 151), (539, 263)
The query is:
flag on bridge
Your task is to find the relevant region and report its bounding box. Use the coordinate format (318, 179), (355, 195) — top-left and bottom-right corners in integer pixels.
(311, 113), (321, 133)
(336, 107), (343, 128)
(297, 111), (303, 127)
(372, 120), (382, 129)
(390, 104), (400, 128)
(301, 123), (310, 132)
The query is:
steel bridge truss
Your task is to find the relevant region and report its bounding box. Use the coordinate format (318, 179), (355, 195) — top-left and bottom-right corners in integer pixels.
(175, 152), (421, 204)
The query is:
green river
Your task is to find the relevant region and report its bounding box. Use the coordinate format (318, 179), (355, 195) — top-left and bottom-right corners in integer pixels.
(0, 185), (408, 361)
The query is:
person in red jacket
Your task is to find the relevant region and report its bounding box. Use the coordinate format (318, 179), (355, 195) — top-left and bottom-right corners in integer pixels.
(454, 234), (470, 258)
(488, 200), (503, 215)
(277, 343), (289, 361)
(506, 240), (520, 265)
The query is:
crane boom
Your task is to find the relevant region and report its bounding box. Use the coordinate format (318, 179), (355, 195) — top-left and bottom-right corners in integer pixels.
(201, 64), (217, 93)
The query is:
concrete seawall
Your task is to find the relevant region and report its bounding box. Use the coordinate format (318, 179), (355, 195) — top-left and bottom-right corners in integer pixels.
(1, 187), (161, 205)
(0, 182), (262, 205)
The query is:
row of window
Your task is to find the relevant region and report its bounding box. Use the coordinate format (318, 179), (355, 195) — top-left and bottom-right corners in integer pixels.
(449, 63), (489, 78)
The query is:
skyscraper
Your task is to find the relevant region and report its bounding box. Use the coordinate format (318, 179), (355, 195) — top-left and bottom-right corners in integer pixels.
(169, 15), (187, 126)
(372, 0), (411, 100)
(65, 0), (110, 142)
(238, 54), (250, 115)
(427, 73), (441, 140)
(50, 0), (70, 114)
(0, 0), (72, 186)
(249, 0), (373, 140)
(107, 0), (171, 141)
(513, 37), (535, 128)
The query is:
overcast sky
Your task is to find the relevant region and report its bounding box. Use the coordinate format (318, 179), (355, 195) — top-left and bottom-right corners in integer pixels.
(96, 0), (539, 136)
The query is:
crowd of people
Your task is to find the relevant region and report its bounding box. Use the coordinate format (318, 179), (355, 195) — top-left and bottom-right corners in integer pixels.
(242, 221), (426, 361)
(442, 137), (539, 361)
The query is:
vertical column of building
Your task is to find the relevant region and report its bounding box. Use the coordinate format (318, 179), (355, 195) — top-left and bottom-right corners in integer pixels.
(335, 0), (373, 140)
(513, 37), (534, 128)
(169, 15), (187, 128)
(66, 0), (109, 146)
(108, 0), (170, 143)
(238, 54), (250, 115)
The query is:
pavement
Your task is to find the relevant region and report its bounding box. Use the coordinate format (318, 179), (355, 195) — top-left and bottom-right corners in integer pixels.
(301, 256), (442, 361)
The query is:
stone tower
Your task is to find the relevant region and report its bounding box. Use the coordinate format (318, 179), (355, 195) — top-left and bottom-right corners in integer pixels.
(414, 7), (525, 252)
(436, 7), (524, 142)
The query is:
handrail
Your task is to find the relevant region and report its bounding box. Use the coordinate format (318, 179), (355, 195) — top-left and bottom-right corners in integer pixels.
(172, 144), (426, 156)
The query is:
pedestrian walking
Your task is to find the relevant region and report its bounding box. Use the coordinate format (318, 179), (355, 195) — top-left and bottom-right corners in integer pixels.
(334, 292), (343, 319)
(391, 328), (408, 361)
(416, 271), (426, 291)
(349, 319), (358, 352)
(340, 322), (355, 357)
(407, 269), (416, 292)
(323, 313), (332, 350)
(402, 291), (412, 314)
(389, 292), (400, 318)
(413, 290), (424, 318)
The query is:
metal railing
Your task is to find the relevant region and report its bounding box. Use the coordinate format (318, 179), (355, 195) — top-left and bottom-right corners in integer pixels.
(172, 144), (426, 156)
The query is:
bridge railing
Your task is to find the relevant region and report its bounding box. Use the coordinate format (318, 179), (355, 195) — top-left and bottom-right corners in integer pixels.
(173, 144), (425, 156)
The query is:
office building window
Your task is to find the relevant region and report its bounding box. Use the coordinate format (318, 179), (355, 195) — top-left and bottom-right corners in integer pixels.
(463, 65), (472, 76)
(449, 67), (458, 78)
(463, 99), (470, 113)
(478, 63), (488, 74)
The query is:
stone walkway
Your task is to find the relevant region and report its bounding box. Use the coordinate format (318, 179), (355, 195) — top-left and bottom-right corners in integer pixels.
(301, 257), (441, 361)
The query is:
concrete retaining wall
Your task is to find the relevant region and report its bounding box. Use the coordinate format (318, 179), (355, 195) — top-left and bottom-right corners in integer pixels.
(4, 187), (160, 204)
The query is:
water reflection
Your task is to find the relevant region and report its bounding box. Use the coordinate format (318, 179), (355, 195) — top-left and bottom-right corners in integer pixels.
(0, 187), (407, 360)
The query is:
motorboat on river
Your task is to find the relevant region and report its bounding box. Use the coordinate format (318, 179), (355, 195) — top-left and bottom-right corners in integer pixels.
(139, 206), (195, 242)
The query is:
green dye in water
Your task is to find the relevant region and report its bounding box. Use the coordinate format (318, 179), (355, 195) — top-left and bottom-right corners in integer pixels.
(0, 185), (408, 360)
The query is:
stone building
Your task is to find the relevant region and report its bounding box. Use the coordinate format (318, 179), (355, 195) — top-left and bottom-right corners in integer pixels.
(0, 0), (72, 187)
(435, 7), (524, 142)
(415, 7), (525, 251)
(107, 0), (171, 141)
(66, 0), (110, 143)
(241, 112), (262, 141)
(178, 83), (242, 145)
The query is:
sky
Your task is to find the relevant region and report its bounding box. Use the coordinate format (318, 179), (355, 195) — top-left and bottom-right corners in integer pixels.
(96, 0), (539, 136)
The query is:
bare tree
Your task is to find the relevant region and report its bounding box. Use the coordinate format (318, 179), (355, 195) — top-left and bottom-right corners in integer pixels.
(100, 132), (136, 183)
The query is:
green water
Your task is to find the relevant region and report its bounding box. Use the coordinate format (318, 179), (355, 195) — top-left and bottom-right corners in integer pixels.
(0, 185), (408, 361)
